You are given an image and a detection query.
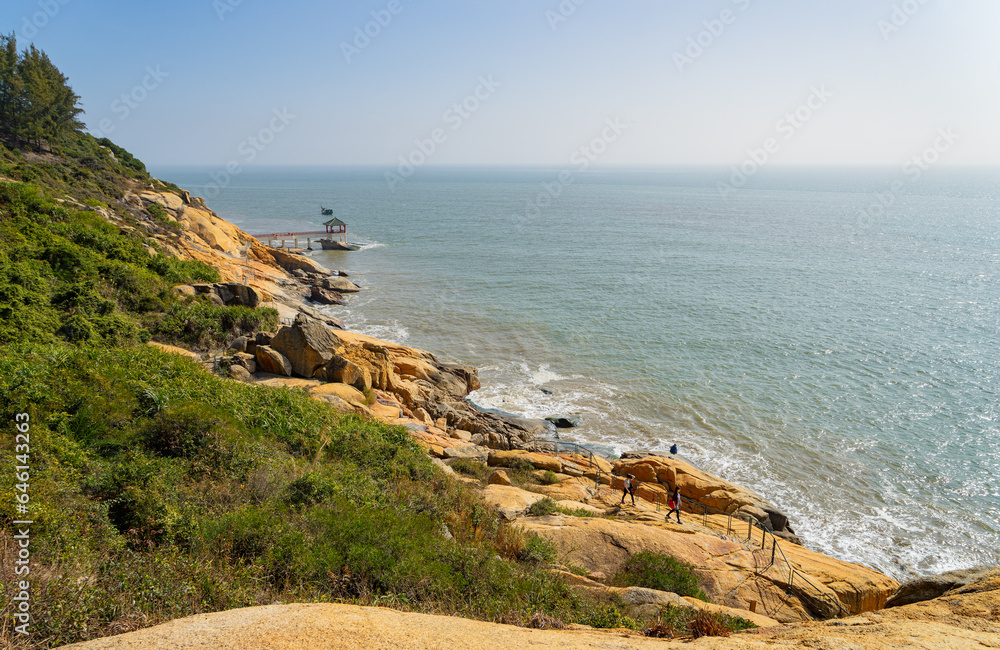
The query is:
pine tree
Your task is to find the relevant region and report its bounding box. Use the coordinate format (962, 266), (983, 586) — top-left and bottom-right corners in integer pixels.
(0, 34), (84, 149)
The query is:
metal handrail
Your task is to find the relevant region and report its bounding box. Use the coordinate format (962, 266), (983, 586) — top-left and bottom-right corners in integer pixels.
(645, 488), (849, 619)
(531, 439), (604, 491)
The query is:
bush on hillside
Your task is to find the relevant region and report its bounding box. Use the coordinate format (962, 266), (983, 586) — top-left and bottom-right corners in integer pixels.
(612, 550), (708, 601)
(1, 346), (657, 645)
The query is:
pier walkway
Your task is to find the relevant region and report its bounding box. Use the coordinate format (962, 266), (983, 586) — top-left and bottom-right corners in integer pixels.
(250, 231), (332, 249)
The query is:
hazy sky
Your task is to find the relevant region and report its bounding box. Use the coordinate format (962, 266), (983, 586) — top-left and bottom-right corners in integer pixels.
(3, 0), (998, 167)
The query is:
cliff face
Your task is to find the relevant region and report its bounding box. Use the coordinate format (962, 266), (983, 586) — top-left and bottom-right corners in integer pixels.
(125, 188), (289, 294)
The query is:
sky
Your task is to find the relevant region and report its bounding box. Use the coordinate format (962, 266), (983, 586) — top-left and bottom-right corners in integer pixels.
(2, 0), (999, 168)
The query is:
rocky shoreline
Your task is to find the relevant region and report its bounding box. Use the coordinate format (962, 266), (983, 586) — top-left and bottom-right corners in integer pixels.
(137, 183), (1000, 645)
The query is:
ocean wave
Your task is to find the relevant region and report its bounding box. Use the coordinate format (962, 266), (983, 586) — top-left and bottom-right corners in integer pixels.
(355, 320), (409, 344)
(468, 361), (626, 433)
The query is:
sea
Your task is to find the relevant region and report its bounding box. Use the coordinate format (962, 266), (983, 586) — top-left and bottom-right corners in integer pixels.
(153, 164), (1000, 582)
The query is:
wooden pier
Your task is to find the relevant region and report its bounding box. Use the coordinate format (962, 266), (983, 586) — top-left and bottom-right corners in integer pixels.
(250, 230), (330, 249)
(252, 219), (348, 250)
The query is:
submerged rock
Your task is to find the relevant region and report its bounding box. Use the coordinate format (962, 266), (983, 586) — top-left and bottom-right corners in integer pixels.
(545, 415), (582, 428)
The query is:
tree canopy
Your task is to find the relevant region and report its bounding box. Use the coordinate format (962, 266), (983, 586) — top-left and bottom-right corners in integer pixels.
(0, 33), (84, 150)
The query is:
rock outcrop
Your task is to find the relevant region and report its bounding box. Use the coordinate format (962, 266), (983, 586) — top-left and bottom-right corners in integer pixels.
(519, 514), (897, 623)
(189, 282), (263, 308)
(268, 247), (332, 276)
(63, 582), (1000, 649)
(612, 455), (795, 537)
(885, 565), (1000, 608)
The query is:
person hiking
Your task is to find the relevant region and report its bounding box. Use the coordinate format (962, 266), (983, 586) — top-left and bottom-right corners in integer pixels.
(667, 486), (682, 523)
(620, 474), (636, 506)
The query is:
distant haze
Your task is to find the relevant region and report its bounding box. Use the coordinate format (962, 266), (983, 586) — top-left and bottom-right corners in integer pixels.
(3, 0), (999, 167)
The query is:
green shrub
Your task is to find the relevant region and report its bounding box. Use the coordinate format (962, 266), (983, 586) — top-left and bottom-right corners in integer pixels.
(557, 505), (600, 518)
(612, 551), (707, 601)
(519, 534), (556, 564)
(150, 257), (220, 284)
(148, 302), (278, 350)
(450, 458), (488, 480)
(539, 470), (560, 485)
(527, 497), (560, 517)
(577, 603), (642, 630)
(644, 605), (756, 638)
(58, 313), (96, 342)
(146, 202), (168, 220)
(508, 458), (535, 473)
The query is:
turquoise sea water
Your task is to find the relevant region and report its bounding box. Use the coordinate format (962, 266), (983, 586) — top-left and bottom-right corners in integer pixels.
(155, 165), (1000, 581)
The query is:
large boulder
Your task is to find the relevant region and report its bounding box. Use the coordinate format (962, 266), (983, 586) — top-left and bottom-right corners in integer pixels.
(267, 248), (331, 275)
(228, 365), (253, 382)
(337, 343), (397, 391)
(254, 345), (292, 376)
(487, 470), (512, 486)
(310, 285), (343, 305)
(268, 315), (344, 378)
(218, 282), (261, 308)
(480, 485), (545, 520)
(316, 354), (369, 390)
(886, 566), (1000, 608)
(320, 277), (361, 293)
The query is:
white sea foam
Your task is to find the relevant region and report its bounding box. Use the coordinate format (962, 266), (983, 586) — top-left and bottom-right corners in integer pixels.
(353, 319), (409, 344)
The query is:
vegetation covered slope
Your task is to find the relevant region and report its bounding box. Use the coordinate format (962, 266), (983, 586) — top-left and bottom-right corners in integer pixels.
(0, 346), (589, 647)
(0, 128), (283, 350)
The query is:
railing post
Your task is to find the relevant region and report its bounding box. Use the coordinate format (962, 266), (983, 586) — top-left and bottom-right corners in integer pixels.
(761, 528), (766, 549)
(747, 519), (752, 542)
(771, 538), (776, 565)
